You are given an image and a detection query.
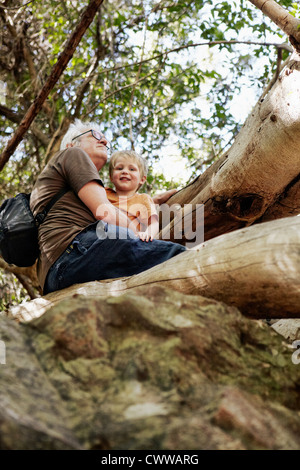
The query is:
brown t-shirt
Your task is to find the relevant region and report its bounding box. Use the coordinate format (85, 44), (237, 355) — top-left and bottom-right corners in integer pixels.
(30, 147), (104, 290)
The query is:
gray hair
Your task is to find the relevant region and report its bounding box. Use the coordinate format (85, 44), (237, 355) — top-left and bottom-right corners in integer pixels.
(60, 118), (103, 150)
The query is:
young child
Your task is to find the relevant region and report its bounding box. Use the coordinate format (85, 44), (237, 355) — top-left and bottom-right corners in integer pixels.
(106, 150), (159, 242)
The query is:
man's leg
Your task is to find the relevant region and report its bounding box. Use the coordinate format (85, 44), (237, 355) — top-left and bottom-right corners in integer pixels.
(44, 222), (186, 294)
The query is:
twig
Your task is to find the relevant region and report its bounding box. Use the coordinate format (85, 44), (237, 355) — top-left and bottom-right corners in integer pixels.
(83, 64), (166, 117)
(128, 15), (148, 149)
(95, 40), (293, 77)
(259, 55), (290, 100)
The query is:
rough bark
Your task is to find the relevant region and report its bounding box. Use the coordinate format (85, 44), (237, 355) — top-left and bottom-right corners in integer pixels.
(8, 215), (300, 323)
(258, 174), (300, 222)
(159, 53), (300, 243)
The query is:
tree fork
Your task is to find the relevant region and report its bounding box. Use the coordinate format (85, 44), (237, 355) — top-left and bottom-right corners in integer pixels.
(0, 0), (104, 171)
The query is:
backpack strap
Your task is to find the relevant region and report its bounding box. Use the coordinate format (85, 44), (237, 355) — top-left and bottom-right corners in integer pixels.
(34, 187), (70, 225)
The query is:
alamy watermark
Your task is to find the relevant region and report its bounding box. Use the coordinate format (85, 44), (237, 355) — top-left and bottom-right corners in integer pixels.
(291, 340), (300, 365)
(0, 340), (6, 365)
(96, 203), (204, 248)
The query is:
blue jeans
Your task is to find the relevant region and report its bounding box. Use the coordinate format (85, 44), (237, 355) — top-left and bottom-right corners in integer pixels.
(44, 222), (186, 294)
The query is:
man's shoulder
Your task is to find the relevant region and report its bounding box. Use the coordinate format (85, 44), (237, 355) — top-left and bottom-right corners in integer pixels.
(52, 147), (98, 176)
(52, 147), (89, 162)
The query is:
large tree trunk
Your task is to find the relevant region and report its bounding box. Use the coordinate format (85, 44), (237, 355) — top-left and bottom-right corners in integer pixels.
(159, 53), (300, 243)
(8, 215), (300, 323)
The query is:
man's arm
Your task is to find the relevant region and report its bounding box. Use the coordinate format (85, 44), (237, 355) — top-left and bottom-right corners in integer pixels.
(78, 181), (133, 229)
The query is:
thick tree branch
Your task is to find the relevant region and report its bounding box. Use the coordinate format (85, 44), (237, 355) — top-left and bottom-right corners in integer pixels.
(249, 0), (300, 48)
(7, 216), (300, 322)
(0, 0), (104, 172)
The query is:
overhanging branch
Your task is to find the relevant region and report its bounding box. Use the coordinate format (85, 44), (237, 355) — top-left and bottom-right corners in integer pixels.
(96, 40), (293, 77)
(0, 0), (104, 172)
(249, 0), (300, 48)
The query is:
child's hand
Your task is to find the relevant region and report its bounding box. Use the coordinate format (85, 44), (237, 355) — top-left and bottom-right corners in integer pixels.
(152, 188), (177, 205)
(137, 231), (154, 242)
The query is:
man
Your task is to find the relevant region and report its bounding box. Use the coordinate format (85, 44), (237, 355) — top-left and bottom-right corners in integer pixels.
(30, 119), (186, 294)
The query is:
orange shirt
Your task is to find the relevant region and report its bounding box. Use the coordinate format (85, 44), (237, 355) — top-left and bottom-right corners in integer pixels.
(105, 187), (157, 232)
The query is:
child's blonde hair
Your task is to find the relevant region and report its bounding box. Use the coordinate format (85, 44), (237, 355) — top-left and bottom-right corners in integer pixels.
(109, 150), (148, 179)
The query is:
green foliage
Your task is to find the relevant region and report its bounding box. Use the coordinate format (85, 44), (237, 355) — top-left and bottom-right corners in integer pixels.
(0, 0), (297, 191)
(0, 0), (296, 195)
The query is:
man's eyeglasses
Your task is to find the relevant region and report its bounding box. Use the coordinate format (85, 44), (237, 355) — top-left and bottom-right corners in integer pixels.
(72, 129), (110, 150)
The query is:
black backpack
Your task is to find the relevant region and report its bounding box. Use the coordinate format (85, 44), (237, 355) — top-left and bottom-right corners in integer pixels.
(0, 188), (68, 267)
